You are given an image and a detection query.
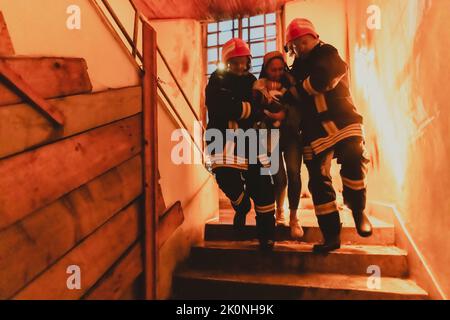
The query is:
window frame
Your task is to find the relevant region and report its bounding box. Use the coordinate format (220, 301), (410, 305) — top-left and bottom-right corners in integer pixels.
(199, 11), (284, 129)
(203, 12), (281, 79)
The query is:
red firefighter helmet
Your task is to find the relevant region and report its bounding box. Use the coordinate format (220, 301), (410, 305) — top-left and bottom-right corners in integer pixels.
(222, 38), (252, 63)
(285, 18), (319, 44)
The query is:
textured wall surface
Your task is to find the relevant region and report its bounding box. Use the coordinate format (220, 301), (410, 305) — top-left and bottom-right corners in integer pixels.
(347, 0), (450, 298)
(152, 19), (219, 299)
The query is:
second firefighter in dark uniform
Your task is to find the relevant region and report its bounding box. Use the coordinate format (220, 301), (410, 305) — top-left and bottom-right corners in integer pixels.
(205, 38), (278, 250)
(286, 18), (373, 253)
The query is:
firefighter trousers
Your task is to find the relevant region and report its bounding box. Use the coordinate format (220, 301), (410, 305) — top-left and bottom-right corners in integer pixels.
(213, 165), (276, 240)
(305, 136), (370, 230)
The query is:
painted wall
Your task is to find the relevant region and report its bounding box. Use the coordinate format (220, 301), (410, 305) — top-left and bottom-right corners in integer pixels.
(346, 0), (450, 298)
(0, 0), (140, 91)
(151, 19), (204, 133)
(151, 19), (218, 299)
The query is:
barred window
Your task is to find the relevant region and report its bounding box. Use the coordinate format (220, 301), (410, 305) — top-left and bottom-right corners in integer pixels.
(205, 13), (278, 78)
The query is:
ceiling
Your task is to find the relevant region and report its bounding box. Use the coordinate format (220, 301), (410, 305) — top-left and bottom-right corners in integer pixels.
(132, 0), (293, 21)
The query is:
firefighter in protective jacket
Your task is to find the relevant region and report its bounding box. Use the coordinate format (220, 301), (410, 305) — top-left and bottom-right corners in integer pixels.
(205, 38), (281, 250)
(286, 18), (373, 253)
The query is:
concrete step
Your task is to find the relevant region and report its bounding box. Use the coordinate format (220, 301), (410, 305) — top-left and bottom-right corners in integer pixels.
(219, 193), (328, 212)
(206, 210), (395, 245)
(189, 241), (408, 277)
(173, 269), (428, 300)
(216, 208), (391, 228)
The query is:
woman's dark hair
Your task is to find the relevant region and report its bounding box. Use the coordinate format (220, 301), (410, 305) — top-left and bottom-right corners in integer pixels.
(259, 56), (289, 79)
(246, 58), (252, 73)
(259, 56), (291, 88)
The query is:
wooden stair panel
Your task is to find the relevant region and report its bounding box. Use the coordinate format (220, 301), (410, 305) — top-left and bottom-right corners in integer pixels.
(84, 242), (143, 300)
(0, 57), (92, 106)
(158, 202), (184, 249)
(0, 86), (142, 159)
(0, 155), (142, 299)
(173, 269), (428, 300)
(0, 115), (142, 230)
(13, 200), (142, 300)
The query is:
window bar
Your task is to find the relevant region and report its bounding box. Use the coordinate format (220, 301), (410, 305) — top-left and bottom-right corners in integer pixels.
(238, 16), (243, 39)
(216, 20), (220, 65)
(264, 14), (267, 54)
(247, 22), (250, 47)
(216, 22), (219, 63)
(206, 37), (274, 49)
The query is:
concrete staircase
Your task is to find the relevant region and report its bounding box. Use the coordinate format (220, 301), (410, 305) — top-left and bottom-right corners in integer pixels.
(172, 193), (428, 300)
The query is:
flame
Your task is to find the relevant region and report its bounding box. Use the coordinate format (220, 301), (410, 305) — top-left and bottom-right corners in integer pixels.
(350, 1), (436, 193)
(353, 44), (416, 189)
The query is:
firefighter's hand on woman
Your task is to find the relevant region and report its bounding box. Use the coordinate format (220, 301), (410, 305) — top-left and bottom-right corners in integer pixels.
(262, 90), (282, 105)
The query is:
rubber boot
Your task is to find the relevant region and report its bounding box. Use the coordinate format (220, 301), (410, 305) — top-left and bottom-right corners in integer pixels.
(256, 214), (276, 251)
(342, 187), (372, 238)
(313, 212), (341, 253)
(352, 210), (373, 238)
(232, 194), (251, 233)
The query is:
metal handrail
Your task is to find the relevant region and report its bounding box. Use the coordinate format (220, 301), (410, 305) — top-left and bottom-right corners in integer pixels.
(156, 47), (201, 124)
(93, 0), (204, 131)
(90, 0), (206, 159)
(100, 0), (144, 64)
(157, 83), (204, 157)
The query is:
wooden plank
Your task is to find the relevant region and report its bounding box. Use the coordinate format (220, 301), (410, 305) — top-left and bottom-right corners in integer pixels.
(0, 12), (14, 56)
(0, 57), (92, 106)
(84, 243), (143, 300)
(133, 0), (291, 20)
(13, 200), (142, 300)
(142, 22), (158, 300)
(0, 155), (142, 299)
(119, 274), (144, 300)
(158, 201), (184, 249)
(0, 60), (65, 125)
(157, 169), (166, 216)
(0, 86), (142, 159)
(0, 115), (142, 230)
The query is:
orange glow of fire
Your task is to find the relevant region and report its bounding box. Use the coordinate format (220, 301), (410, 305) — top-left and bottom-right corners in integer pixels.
(354, 44), (416, 189)
(351, 1), (434, 193)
